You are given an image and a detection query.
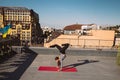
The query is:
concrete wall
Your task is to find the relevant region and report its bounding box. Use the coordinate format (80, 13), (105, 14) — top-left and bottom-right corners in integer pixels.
(44, 30), (115, 49)
(91, 30), (115, 40)
(30, 47), (117, 57)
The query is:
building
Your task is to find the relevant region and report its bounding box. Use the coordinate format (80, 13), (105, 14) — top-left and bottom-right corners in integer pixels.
(63, 24), (82, 35)
(42, 26), (55, 34)
(63, 24), (98, 35)
(0, 8), (4, 28)
(44, 30), (115, 49)
(0, 7), (43, 46)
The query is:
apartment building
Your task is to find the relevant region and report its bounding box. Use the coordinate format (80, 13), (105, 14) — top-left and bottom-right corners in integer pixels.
(0, 7), (43, 46)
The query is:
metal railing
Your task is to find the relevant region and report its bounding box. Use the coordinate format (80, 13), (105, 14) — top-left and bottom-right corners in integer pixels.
(0, 37), (20, 61)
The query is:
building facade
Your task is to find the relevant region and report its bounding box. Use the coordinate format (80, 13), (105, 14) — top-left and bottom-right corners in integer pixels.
(0, 7), (43, 46)
(63, 24), (98, 35)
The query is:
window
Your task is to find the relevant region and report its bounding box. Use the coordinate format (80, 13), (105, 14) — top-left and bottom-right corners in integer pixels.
(4, 15), (7, 20)
(22, 24), (30, 30)
(11, 24), (16, 29)
(0, 15), (2, 20)
(8, 16), (12, 20)
(18, 16), (22, 21)
(13, 16), (17, 21)
(27, 37), (31, 40)
(26, 24), (30, 30)
(22, 24), (26, 30)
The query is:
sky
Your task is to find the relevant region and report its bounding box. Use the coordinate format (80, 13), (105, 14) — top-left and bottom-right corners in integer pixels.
(0, 0), (120, 29)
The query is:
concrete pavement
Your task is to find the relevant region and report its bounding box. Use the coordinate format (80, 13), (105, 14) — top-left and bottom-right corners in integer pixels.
(0, 47), (120, 80)
(20, 54), (120, 80)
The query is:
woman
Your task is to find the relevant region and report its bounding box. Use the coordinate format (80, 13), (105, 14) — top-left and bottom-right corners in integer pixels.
(50, 43), (70, 71)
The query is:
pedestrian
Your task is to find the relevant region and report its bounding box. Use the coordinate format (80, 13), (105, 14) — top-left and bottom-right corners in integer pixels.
(50, 43), (70, 71)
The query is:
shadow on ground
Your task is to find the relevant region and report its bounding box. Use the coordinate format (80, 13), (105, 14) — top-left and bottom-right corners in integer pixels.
(0, 47), (38, 80)
(63, 59), (99, 68)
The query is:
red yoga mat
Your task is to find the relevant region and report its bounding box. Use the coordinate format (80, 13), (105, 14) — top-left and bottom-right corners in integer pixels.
(38, 66), (77, 72)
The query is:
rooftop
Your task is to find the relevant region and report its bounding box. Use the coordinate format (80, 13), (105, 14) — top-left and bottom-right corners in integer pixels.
(0, 47), (119, 80)
(64, 24), (82, 30)
(63, 24), (95, 30)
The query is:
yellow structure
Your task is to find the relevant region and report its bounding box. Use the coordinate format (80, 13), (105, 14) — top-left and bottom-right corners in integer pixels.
(0, 7), (43, 45)
(0, 8), (3, 28)
(44, 30), (115, 49)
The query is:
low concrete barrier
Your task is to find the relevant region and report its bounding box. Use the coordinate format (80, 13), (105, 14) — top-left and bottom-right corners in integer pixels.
(29, 47), (117, 57)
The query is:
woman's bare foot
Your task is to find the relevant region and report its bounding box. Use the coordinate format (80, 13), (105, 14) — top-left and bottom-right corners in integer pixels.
(58, 68), (62, 72)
